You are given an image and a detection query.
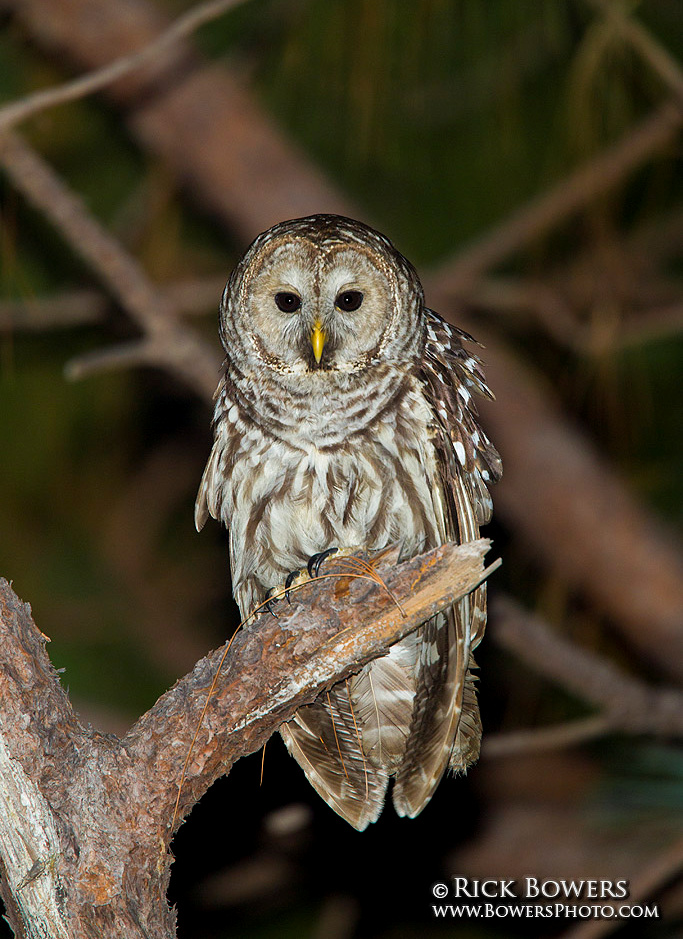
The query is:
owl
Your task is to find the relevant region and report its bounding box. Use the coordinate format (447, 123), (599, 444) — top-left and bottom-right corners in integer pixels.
(196, 215), (501, 830)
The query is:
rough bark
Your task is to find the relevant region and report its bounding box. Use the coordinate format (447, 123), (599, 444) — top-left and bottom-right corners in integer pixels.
(0, 540), (495, 938)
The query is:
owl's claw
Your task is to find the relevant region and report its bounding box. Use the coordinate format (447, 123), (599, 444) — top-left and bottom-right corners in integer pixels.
(284, 569), (300, 603)
(266, 549), (340, 612)
(307, 547), (338, 579)
(263, 588), (281, 618)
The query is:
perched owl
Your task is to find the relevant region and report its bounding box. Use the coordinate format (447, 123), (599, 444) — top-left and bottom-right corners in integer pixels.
(196, 215), (501, 830)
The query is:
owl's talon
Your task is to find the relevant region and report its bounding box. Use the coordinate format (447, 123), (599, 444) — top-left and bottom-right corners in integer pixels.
(274, 550), (339, 608)
(284, 569), (300, 589)
(307, 547), (339, 579)
(261, 588), (281, 617)
(284, 569), (302, 603)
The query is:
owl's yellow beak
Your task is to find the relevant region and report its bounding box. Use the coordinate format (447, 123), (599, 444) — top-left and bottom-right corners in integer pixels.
(311, 320), (326, 363)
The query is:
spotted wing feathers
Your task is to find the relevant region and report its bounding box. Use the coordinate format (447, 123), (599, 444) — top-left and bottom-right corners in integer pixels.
(392, 312), (501, 815)
(422, 309), (502, 525)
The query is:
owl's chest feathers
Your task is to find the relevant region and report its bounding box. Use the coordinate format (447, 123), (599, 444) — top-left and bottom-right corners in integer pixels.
(220, 376), (446, 601)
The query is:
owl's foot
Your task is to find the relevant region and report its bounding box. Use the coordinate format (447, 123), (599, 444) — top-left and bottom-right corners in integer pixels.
(260, 572), (306, 614)
(307, 547), (339, 578)
(263, 548), (342, 612)
(285, 547), (339, 599)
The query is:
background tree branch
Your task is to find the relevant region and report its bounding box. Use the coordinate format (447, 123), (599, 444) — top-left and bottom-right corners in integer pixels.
(0, 131), (220, 396)
(483, 596), (683, 760)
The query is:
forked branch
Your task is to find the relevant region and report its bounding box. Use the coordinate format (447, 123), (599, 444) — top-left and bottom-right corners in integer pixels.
(0, 539), (497, 939)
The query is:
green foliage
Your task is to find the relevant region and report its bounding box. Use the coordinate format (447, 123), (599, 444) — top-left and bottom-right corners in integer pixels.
(253, 0), (578, 260)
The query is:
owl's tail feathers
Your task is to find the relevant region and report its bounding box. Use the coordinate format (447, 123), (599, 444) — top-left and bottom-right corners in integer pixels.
(392, 605), (484, 819)
(280, 691), (390, 831)
(448, 664), (482, 773)
(391, 609), (467, 820)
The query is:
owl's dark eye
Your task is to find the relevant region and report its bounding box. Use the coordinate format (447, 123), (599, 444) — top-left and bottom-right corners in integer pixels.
(335, 290), (364, 312)
(274, 291), (301, 313)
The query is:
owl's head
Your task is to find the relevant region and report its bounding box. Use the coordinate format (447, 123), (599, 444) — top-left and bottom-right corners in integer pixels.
(220, 215), (425, 378)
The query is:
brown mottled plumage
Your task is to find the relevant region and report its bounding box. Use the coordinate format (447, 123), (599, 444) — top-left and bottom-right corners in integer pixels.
(196, 215), (501, 829)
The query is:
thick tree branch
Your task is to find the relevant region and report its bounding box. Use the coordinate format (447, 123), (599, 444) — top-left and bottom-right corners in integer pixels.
(0, 539), (496, 938)
(125, 542), (499, 819)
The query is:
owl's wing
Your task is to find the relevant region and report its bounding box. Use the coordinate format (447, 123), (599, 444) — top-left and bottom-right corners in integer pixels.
(195, 439), (221, 532)
(280, 682), (390, 831)
(195, 377), (237, 532)
(393, 309), (501, 817)
(421, 309), (502, 527)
